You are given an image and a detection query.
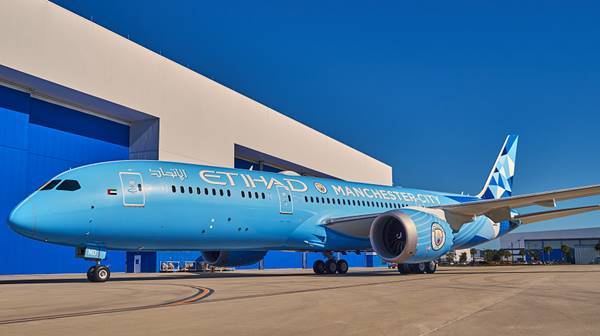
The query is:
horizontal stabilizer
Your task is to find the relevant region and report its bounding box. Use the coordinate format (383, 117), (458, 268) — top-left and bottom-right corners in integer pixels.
(514, 205), (600, 224)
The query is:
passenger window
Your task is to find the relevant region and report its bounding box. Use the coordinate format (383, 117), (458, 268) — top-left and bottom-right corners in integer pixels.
(316, 197), (320, 203)
(241, 191), (245, 198)
(171, 185), (176, 193)
(262, 192), (265, 199)
(352, 200), (356, 206)
(188, 186), (193, 194)
(305, 196), (308, 202)
(255, 192), (259, 199)
(220, 189), (224, 196)
(56, 180), (81, 191)
(205, 188), (209, 195)
(196, 187), (201, 194)
(327, 198), (330, 204)
(288, 195), (291, 202)
(40, 179), (61, 191)
(227, 190), (231, 197)
(180, 186), (185, 193)
(310, 196), (314, 203)
(248, 191), (252, 199)
(321, 197), (325, 203)
(212, 189), (216, 196)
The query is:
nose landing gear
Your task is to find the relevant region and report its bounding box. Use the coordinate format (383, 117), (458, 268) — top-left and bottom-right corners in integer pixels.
(76, 246), (111, 282)
(87, 264), (111, 282)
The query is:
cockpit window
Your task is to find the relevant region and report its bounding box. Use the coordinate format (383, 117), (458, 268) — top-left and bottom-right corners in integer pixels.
(40, 179), (62, 191)
(56, 180), (81, 191)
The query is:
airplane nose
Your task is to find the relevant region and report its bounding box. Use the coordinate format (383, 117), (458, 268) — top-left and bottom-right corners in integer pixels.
(8, 200), (36, 237)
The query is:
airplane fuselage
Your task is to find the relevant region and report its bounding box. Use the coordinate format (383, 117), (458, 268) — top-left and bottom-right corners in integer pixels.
(8, 160), (514, 253)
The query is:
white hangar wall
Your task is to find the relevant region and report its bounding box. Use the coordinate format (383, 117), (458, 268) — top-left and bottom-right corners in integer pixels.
(0, 0), (392, 185)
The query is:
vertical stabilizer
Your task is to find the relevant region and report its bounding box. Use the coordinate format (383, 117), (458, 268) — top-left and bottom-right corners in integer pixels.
(477, 135), (519, 199)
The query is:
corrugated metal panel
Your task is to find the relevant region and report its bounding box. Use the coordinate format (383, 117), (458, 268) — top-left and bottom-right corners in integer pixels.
(0, 107), (28, 150)
(574, 247), (597, 265)
(0, 85), (129, 275)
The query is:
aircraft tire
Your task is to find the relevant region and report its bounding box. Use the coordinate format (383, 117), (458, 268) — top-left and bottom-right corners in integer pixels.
(336, 259), (349, 274)
(325, 259), (337, 274)
(313, 260), (326, 274)
(425, 261), (437, 274)
(397, 264), (411, 274)
(93, 265), (111, 282)
(86, 266), (96, 282)
(410, 263), (426, 274)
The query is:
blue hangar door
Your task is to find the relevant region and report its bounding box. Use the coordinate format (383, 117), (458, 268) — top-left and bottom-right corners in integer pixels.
(0, 85), (130, 275)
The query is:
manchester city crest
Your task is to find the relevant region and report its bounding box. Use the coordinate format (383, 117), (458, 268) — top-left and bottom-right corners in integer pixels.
(431, 222), (445, 251)
(314, 182), (327, 194)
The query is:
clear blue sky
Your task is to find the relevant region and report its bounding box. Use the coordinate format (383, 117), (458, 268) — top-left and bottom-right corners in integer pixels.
(52, 1), (600, 235)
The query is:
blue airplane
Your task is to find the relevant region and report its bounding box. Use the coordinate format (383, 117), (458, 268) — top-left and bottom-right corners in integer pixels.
(7, 135), (600, 282)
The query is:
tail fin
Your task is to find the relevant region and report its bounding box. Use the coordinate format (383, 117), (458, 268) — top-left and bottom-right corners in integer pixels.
(477, 135), (519, 200)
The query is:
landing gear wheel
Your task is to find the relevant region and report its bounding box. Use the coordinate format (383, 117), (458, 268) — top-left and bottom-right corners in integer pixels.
(410, 263), (426, 274)
(336, 259), (349, 274)
(425, 261), (437, 274)
(91, 265), (110, 282)
(325, 259), (338, 274)
(313, 260), (326, 274)
(86, 266), (96, 281)
(397, 264), (411, 274)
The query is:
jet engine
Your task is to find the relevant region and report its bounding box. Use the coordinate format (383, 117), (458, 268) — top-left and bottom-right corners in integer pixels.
(369, 209), (453, 263)
(201, 250), (267, 267)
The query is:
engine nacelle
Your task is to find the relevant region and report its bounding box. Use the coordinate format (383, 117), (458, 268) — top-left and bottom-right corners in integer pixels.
(369, 209), (453, 263)
(201, 250), (267, 267)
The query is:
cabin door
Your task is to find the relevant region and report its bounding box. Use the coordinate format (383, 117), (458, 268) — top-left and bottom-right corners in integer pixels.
(276, 186), (293, 214)
(119, 172), (145, 207)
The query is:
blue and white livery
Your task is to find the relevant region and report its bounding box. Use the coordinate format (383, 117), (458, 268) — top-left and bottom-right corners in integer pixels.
(8, 135), (600, 281)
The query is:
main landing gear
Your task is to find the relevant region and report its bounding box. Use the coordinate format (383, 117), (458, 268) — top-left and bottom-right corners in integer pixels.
(313, 258), (349, 275)
(397, 261), (437, 275)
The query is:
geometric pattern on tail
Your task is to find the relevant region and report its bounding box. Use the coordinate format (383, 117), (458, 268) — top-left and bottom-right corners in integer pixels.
(479, 135), (519, 200)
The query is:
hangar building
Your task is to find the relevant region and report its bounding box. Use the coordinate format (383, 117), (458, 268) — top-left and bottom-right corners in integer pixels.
(499, 228), (600, 264)
(0, 0), (392, 274)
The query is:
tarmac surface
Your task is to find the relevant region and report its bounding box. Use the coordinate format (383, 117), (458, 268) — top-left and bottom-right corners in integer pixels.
(0, 265), (599, 336)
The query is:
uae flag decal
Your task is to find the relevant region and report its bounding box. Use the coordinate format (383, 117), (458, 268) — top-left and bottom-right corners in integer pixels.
(107, 188), (118, 195)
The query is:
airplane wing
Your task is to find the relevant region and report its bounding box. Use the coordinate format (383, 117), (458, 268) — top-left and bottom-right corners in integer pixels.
(324, 185), (600, 236)
(513, 204), (600, 224)
(437, 184), (600, 230)
(324, 213), (379, 238)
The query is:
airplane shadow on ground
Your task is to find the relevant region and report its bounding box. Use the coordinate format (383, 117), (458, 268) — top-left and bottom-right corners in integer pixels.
(0, 270), (392, 284)
(1, 266), (599, 285)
